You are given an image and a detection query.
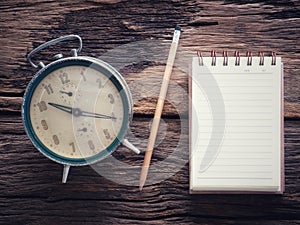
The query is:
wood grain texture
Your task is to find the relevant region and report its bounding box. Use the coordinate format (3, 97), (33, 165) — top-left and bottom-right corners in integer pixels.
(0, 0), (300, 224)
(0, 116), (300, 224)
(0, 0), (300, 117)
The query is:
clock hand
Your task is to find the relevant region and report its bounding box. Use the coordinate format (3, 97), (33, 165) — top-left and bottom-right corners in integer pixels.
(48, 102), (116, 119)
(48, 102), (72, 114)
(71, 108), (116, 119)
(60, 91), (73, 97)
(81, 110), (116, 120)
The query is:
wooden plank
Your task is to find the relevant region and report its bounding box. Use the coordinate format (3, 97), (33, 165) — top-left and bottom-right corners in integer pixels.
(0, 0), (300, 224)
(0, 116), (299, 224)
(1, 83), (300, 118)
(0, 0), (299, 118)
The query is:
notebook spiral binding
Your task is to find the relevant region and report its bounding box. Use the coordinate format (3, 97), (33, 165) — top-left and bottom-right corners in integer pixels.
(196, 51), (277, 66)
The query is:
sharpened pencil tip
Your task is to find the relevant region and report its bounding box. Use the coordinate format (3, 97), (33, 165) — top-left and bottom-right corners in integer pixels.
(139, 165), (149, 191)
(139, 180), (145, 191)
(140, 181), (145, 191)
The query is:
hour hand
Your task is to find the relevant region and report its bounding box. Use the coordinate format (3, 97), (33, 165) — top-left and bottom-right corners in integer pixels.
(48, 102), (72, 114)
(48, 102), (116, 120)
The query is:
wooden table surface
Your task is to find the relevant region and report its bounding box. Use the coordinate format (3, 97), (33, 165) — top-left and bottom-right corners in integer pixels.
(1, 0), (300, 224)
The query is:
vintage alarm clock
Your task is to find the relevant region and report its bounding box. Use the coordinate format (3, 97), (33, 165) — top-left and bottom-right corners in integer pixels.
(22, 35), (140, 183)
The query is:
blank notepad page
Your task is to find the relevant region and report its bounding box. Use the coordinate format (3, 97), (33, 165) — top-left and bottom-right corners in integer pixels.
(190, 56), (283, 193)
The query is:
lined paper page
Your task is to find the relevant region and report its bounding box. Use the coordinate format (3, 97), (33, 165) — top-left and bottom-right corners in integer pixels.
(190, 56), (282, 192)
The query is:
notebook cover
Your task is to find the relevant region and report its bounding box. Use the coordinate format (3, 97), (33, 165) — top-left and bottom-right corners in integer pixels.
(188, 59), (284, 194)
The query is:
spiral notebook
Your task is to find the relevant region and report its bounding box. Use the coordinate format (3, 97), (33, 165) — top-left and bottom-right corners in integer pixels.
(190, 52), (284, 194)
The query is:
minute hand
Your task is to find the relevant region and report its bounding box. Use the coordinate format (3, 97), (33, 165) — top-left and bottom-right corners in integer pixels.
(80, 110), (116, 120)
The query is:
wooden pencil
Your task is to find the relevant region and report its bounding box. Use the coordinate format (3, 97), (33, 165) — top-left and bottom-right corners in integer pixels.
(139, 26), (181, 191)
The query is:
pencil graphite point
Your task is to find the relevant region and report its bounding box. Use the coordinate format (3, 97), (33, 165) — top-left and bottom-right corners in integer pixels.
(139, 180), (145, 191)
(139, 165), (149, 191)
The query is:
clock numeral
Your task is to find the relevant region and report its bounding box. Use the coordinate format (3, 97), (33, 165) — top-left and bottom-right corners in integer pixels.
(59, 73), (70, 84)
(42, 84), (53, 95)
(88, 140), (95, 150)
(103, 129), (111, 140)
(69, 142), (76, 152)
(96, 78), (102, 88)
(41, 120), (48, 130)
(37, 101), (47, 112)
(52, 135), (60, 145)
(108, 93), (114, 104)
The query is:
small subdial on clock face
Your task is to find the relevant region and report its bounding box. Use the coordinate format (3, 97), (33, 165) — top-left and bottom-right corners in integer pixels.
(77, 121), (92, 138)
(60, 82), (80, 105)
(73, 119), (101, 157)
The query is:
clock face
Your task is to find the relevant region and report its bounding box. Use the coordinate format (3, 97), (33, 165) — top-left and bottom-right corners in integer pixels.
(23, 58), (130, 165)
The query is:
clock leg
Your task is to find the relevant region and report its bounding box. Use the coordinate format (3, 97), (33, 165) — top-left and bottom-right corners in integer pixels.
(62, 164), (71, 183)
(122, 139), (140, 154)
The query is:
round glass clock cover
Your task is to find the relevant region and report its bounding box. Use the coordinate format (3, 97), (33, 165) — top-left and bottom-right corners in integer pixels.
(22, 57), (132, 166)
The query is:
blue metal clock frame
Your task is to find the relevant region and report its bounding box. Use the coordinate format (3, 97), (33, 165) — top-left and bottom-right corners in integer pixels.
(22, 57), (132, 166)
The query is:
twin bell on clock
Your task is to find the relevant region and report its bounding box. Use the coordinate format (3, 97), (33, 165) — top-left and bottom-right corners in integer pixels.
(22, 35), (140, 183)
